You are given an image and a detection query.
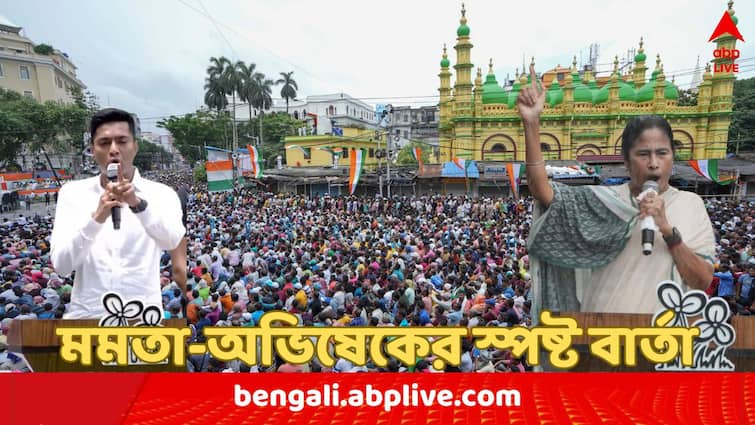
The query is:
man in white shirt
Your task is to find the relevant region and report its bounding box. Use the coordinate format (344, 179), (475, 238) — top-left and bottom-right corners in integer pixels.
(51, 108), (185, 320)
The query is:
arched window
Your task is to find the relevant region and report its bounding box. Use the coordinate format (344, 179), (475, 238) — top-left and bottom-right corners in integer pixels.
(540, 143), (551, 152)
(490, 143), (507, 153)
(293, 111), (299, 120)
(328, 105), (334, 115)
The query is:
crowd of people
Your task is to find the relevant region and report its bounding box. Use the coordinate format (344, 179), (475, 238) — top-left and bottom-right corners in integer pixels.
(0, 168), (752, 372)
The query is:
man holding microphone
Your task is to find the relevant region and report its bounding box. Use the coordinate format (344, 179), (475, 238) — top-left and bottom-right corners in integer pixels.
(51, 108), (185, 319)
(518, 64), (715, 314)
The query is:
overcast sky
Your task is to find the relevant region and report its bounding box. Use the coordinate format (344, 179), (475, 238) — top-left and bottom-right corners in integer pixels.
(3, 0), (753, 134)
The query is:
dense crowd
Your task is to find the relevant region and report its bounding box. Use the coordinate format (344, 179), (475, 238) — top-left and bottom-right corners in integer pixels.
(0, 170), (752, 372)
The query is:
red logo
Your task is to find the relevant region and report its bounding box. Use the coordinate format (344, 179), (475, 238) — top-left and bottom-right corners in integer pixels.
(709, 11), (744, 42)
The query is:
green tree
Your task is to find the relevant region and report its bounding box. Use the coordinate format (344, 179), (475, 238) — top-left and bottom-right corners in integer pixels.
(193, 162), (206, 183)
(237, 61), (258, 125)
(276, 71), (298, 113)
(729, 77), (755, 153)
(33, 43), (53, 55)
(204, 56), (231, 113)
(0, 88), (89, 169)
(396, 141), (430, 166)
(251, 73), (274, 146)
(677, 88), (698, 107)
(157, 110), (230, 162)
(134, 138), (172, 171)
(238, 112), (302, 168)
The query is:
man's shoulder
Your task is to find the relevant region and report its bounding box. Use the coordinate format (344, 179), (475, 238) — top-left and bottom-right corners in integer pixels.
(60, 176), (99, 193)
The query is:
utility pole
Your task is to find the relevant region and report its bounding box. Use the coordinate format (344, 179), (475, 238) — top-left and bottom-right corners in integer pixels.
(385, 104), (394, 198)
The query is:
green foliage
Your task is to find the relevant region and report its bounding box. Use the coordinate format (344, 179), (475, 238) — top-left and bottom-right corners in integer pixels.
(677, 88), (698, 106)
(134, 138), (171, 171)
(729, 77), (755, 153)
(276, 71), (298, 113)
(238, 112), (303, 167)
(193, 162), (206, 183)
(157, 110), (231, 162)
(33, 43), (53, 55)
(0, 88), (89, 168)
(396, 141), (431, 165)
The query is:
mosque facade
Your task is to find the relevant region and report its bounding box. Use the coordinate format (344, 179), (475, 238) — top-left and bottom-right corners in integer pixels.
(438, 3), (740, 163)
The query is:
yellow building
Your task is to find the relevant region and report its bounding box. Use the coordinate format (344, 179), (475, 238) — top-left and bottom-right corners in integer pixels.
(0, 22), (86, 104)
(284, 127), (380, 169)
(439, 3), (738, 163)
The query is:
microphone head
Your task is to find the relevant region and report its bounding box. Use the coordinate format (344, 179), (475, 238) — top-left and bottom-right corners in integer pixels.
(642, 180), (659, 192)
(106, 163), (119, 180)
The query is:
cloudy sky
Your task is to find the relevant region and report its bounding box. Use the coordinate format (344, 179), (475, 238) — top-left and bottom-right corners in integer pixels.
(3, 0), (753, 134)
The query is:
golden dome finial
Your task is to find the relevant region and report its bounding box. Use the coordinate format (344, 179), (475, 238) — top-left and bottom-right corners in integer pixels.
(613, 55), (619, 73)
(728, 0), (734, 11)
(639, 37), (644, 51)
(488, 58), (493, 73)
(442, 44), (447, 58)
(460, 3), (467, 24)
(655, 54), (661, 70)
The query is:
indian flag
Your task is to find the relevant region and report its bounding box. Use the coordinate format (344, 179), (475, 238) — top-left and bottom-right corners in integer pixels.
(206, 147), (233, 192)
(348, 148), (365, 195)
(411, 147), (424, 174)
(688, 159), (735, 185)
(506, 163), (525, 198)
(452, 157), (466, 171)
(246, 145), (263, 178)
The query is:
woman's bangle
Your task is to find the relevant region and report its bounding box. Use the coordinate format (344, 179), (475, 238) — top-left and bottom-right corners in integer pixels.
(525, 160), (545, 167)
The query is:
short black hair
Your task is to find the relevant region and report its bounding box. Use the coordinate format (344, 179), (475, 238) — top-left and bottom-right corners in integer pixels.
(89, 108), (136, 142)
(621, 115), (675, 162)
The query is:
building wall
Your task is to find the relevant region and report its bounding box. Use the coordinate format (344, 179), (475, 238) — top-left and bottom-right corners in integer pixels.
(0, 26), (86, 104)
(284, 130), (380, 169)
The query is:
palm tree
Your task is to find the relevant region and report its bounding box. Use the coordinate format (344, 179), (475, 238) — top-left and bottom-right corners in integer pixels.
(204, 56), (231, 113)
(203, 74), (227, 113)
(251, 73), (274, 147)
(237, 61), (258, 125)
(276, 71), (298, 114)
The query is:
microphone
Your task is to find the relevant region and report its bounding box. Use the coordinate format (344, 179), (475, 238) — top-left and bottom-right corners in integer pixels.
(640, 180), (659, 255)
(107, 163), (121, 230)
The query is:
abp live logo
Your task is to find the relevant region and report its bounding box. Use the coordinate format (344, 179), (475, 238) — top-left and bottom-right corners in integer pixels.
(709, 10), (744, 73)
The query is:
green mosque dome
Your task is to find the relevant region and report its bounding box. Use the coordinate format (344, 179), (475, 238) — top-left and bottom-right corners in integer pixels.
(482, 74), (507, 104)
(618, 79), (637, 102)
(594, 83), (609, 104)
(546, 80), (564, 106)
(636, 77), (656, 103)
(572, 72), (593, 103)
(664, 80), (679, 100)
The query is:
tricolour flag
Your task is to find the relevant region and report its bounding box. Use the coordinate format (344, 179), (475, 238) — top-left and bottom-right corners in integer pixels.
(688, 159), (735, 185)
(452, 157), (466, 171)
(348, 148), (365, 195)
(205, 147), (233, 192)
(411, 147), (424, 174)
(246, 145), (263, 178)
(506, 163), (526, 198)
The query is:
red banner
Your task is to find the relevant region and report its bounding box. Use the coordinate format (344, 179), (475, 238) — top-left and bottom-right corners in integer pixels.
(1, 373), (751, 425)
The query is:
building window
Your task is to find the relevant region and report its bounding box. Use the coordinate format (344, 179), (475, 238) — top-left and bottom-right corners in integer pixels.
(403, 130), (408, 139)
(328, 105), (334, 115)
(19, 65), (30, 80)
(342, 148), (349, 159)
(490, 143), (507, 153)
(55, 75), (63, 88)
(403, 114), (408, 122)
(23, 90), (33, 98)
(0, 63), (4, 77)
(369, 148), (375, 158)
